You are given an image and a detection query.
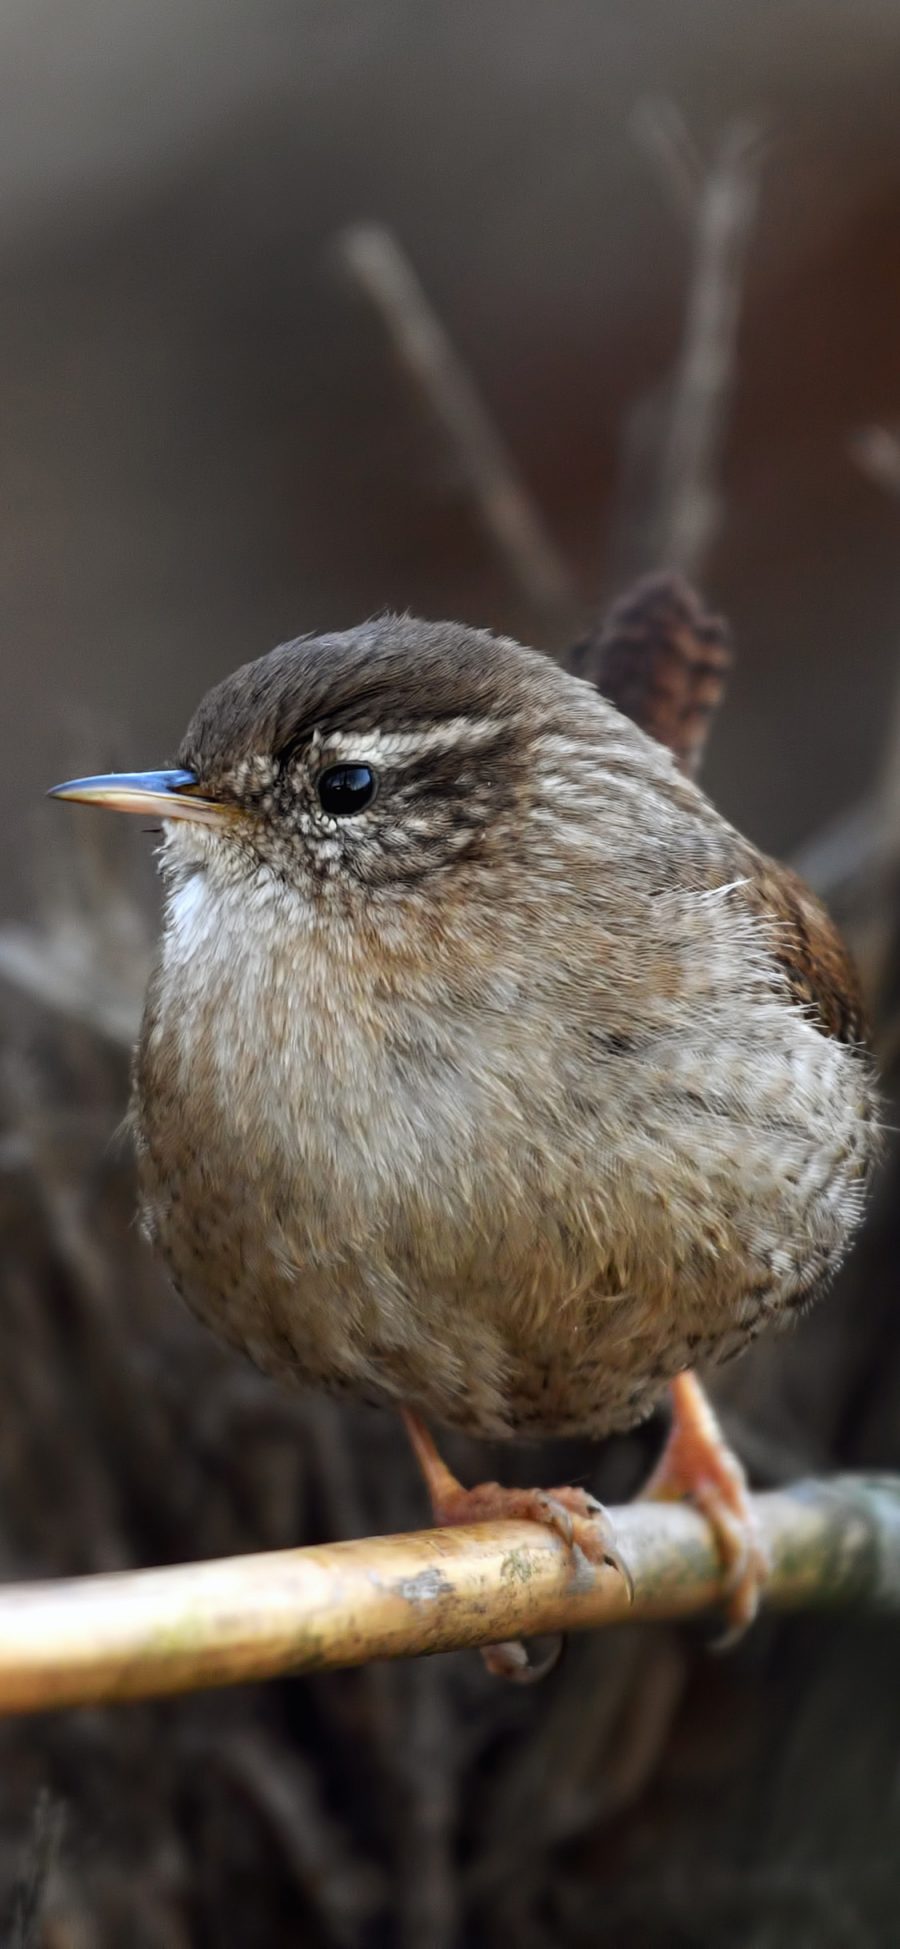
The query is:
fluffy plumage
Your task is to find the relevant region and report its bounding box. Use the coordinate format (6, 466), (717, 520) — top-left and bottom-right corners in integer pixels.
(133, 617), (878, 1441)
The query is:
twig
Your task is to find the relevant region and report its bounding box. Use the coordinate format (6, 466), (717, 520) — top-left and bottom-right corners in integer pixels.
(844, 425), (900, 1008)
(609, 110), (765, 589)
(191, 1726), (384, 1941)
(333, 223), (577, 623)
(631, 99), (703, 223)
(0, 923), (140, 1047)
(850, 425), (900, 500)
(653, 118), (765, 580)
(6, 1791), (65, 1949)
(0, 1477), (897, 1716)
(0, 805), (149, 1047)
(788, 799), (880, 908)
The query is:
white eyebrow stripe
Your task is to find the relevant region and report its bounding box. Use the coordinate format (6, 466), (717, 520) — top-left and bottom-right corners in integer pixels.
(318, 718), (506, 763)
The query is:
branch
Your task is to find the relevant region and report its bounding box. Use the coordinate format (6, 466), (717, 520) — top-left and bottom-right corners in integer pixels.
(652, 117), (765, 581)
(1, 1477), (898, 1715)
(0, 801), (149, 1046)
(850, 424), (900, 499)
(608, 110), (765, 589)
(0, 922), (140, 1048)
(631, 97), (704, 223)
(333, 222), (577, 623)
(841, 422), (900, 1011)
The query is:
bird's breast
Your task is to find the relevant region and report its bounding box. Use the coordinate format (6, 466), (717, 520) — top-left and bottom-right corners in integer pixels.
(132, 864), (878, 1440)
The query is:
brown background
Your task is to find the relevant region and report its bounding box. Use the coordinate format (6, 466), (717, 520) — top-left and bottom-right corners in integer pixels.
(3, 0), (900, 902)
(2, 5), (900, 1946)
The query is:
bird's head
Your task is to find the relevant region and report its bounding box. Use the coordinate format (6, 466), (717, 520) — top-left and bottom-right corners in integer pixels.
(49, 611), (701, 1043)
(50, 616), (650, 916)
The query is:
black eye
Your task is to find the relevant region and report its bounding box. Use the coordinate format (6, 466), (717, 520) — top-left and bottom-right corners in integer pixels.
(316, 763), (378, 817)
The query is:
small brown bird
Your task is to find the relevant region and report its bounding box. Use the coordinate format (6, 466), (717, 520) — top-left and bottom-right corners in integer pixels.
(51, 612), (878, 1658)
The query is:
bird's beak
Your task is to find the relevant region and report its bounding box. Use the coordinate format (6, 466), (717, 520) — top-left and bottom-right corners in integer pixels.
(47, 769), (237, 830)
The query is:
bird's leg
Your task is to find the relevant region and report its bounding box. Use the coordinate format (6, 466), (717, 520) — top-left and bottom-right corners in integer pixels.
(640, 1370), (770, 1643)
(401, 1408), (631, 1576)
(400, 1408), (633, 1682)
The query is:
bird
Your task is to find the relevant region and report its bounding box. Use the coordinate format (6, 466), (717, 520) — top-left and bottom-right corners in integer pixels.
(50, 610), (878, 1667)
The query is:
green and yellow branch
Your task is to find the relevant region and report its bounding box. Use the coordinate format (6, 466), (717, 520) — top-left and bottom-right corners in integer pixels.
(1, 1476), (898, 1716)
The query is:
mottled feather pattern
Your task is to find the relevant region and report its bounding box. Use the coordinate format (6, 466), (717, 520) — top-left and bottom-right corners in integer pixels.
(134, 617), (878, 1442)
(745, 857), (868, 1046)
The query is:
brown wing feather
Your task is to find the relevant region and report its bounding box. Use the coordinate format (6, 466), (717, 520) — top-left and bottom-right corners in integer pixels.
(569, 572), (868, 1049)
(745, 855), (868, 1047)
(568, 572), (732, 780)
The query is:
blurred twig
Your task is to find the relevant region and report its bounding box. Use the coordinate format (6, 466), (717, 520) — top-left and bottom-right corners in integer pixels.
(609, 109), (765, 588)
(789, 799), (880, 909)
(0, 923), (140, 1046)
(631, 97), (704, 222)
(844, 423), (900, 1010)
(0, 1478), (898, 1716)
(333, 222), (577, 624)
(658, 428), (900, 1010)
(0, 806), (148, 1046)
(651, 115), (766, 580)
(188, 1726), (384, 1943)
(850, 425), (900, 500)
(6, 1792), (64, 1949)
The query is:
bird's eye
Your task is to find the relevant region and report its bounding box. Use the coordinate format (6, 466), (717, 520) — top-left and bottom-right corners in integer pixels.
(316, 763), (378, 817)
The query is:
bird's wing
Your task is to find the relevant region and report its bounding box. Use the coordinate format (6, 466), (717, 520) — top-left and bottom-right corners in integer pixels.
(745, 855), (867, 1047)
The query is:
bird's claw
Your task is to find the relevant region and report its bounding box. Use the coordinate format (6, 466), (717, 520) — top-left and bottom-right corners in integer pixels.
(535, 1493), (575, 1549)
(539, 1485), (635, 1600)
(702, 1490), (772, 1648)
(431, 1476), (633, 1682)
(641, 1371), (770, 1643)
(399, 1410), (633, 1685)
(481, 1635), (564, 1684)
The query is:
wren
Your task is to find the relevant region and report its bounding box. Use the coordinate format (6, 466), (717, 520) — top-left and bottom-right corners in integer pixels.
(51, 615), (878, 1652)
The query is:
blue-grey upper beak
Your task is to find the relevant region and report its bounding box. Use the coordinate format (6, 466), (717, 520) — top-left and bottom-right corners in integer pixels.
(47, 769), (236, 828)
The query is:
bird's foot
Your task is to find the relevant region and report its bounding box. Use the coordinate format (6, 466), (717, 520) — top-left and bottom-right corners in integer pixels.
(641, 1370), (770, 1645)
(400, 1409), (633, 1682)
(425, 1473), (633, 1587)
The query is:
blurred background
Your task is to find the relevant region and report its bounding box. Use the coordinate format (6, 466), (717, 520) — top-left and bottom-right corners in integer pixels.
(2, 3), (900, 1944)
